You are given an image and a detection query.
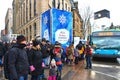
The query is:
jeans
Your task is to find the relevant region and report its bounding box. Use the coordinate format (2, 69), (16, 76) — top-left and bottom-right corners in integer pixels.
(43, 58), (47, 66)
(43, 56), (50, 66)
(81, 53), (84, 59)
(85, 55), (92, 68)
(31, 74), (44, 80)
(74, 57), (79, 64)
(19, 75), (28, 80)
(0, 56), (2, 65)
(8, 74), (28, 80)
(56, 65), (63, 80)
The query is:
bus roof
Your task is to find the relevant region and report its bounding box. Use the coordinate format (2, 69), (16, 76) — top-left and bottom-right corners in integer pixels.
(92, 30), (120, 36)
(92, 30), (120, 33)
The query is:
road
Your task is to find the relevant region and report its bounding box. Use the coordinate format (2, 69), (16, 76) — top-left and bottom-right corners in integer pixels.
(62, 58), (120, 80)
(92, 58), (120, 80)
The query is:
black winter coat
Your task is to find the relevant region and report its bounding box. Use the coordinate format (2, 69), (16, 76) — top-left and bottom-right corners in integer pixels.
(40, 44), (49, 58)
(7, 44), (29, 79)
(76, 43), (83, 50)
(28, 46), (43, 76)
(0, 42), (5, 57)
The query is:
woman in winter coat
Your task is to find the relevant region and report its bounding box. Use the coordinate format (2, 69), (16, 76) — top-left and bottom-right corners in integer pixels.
(85, 43), (92, 69)
(28, 39), (44, 80)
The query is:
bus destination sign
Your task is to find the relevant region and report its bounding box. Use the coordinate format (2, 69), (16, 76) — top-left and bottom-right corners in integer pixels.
(92, 31), (120, 36)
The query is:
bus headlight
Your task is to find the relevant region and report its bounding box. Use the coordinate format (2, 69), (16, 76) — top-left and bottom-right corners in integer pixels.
(92, 49), (95, 54)
(118, 51), (120, 54)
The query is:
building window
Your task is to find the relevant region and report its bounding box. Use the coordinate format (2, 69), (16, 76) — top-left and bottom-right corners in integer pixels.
(21, 6), (22, 25)
(23, 3), (25, 24)
(34, 0), (36, 16)
(34, 23), (36, 37)
(24, 30), (25, 35)
(58, 0), (60, 9)
(68, 7), (70, 11)
(30, 0), (32, 19)
(20, 7), (22, 26)
(30, 25), (32, 40)
(26, 0), (28, 22)
(65, 3), (67, 10)
(53, 0), (55, 8)
(26, 28), (28, 41)
(62, 0), (64, 10)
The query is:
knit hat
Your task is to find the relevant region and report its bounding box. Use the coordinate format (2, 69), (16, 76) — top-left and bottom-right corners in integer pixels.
(54, 41), (61, 47)
(16, 35), (26, 43)
(32, 39), (39, 46)
(42, 38), (46, 42)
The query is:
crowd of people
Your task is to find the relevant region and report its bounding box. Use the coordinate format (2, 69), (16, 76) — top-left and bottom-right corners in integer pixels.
(0, 35), (93, 80)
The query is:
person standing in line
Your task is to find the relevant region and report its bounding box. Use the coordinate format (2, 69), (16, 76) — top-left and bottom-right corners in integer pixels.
(46, 40), (52, 67)
(8, 40), (17, 49)
(28, 39), (44, 80)
(0, 41), (5, 72)
(66, 44), (74, 65)
(85, 43), (93, 69)
(76, 41), (84, 60)
(40, 38), (49, 68)
(74, 47), (80, 65)
(53, 42), (63, 80)
(7, 35), (29, 80)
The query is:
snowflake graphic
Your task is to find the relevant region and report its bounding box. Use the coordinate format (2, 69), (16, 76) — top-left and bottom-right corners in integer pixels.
(44, 16), (48, 25)
(58, 14), (66, 24)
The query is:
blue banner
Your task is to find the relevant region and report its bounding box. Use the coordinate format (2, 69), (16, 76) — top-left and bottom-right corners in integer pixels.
(41, 9), (51, 41)
(51, 8), (73, 48)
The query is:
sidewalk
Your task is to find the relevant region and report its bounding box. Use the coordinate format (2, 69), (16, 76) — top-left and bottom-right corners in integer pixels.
(44, 60), (85, 79)
(62, 60), (85, 80)
(0, 60), (85, 80)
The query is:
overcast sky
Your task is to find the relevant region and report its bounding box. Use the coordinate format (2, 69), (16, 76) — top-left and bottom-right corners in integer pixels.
(0, 0), (13, 31)
(75, 0), (120, 26)
(0, 0), (120, 31)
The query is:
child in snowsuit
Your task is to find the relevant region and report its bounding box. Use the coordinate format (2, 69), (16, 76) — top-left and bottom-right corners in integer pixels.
(48, 59), (57, 80)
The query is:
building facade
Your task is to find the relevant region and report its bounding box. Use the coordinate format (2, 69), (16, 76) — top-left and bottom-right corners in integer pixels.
(72, 2), (83, 39)
(5, 8), (13, 34)
(12, 0), (72, 42)
(93, 9), (111, 32)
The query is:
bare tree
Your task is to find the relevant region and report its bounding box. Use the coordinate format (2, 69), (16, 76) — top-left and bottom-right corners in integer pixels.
(80, 6), (93, 39)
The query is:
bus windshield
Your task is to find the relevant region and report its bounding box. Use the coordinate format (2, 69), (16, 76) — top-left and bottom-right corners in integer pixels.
(92, 36), (120, 49)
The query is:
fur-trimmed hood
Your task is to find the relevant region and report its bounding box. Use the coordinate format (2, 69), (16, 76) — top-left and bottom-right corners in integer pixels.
(31, 46), (39, 50)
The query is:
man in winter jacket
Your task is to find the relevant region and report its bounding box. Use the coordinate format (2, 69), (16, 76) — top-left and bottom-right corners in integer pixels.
(6, 35), (29, 80)
(0, 41), (5, 70)
(40, 38), (50, 67)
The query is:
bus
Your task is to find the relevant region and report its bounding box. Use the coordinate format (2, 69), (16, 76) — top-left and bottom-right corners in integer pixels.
(91, 30), (120, 58)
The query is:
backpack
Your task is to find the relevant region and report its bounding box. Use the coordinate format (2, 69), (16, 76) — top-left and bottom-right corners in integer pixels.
(76, 44), (82, 50)
(3, 48), (20, 79)
(79, 47), (84, 55)
(86, 45), (92, 55)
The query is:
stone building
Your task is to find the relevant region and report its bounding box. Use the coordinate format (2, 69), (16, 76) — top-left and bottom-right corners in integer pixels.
(71, 2), (83, 38)
(5, 8), (13, 34)
(12, 0), (72, 42)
